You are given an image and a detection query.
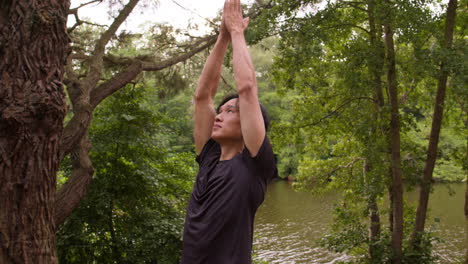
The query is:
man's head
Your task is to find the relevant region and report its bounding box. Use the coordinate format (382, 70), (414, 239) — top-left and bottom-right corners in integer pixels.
(211, 94), (270, 142)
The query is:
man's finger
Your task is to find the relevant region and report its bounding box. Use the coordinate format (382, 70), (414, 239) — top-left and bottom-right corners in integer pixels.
(224, 0), (229, 12)
(233, 0), (240, 13)
(233, 0), (238, 14)
(224, 0), (230, 12)
(225, 0), (232, 15)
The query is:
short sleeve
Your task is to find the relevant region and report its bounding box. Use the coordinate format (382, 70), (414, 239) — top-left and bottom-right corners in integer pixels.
(243, 136), (278, 182)
(195, 138), (220, 166)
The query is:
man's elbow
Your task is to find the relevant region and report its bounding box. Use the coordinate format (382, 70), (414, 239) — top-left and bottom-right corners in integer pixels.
(194, 91), (211, 103)
(237, 82), (257, 96)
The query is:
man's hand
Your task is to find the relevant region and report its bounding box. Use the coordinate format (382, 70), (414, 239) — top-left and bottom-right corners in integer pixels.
(223, 0), (249, 34)
(219, 17), (231, 40)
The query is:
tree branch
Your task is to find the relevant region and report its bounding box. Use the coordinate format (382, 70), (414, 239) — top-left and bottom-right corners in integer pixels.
(170, 0), (217, 28)
(84, 0), (140, 87)
(342, 1), (367, 13)
(61, 33), (217, 160)
(68, 18), (107, 33)
(299, 97), (375, 128)
(55, 136), (94, 226)
(329, 23), (370, 34)
(327, 158), (365, 178)
(61, 2), (271, 161)
(59, 98), (93, 161)
(90, 61), (143, 108)
(68, 0), (103, 14)
(400, 78), (419, 105)
(67, 1), (107, 33)
(142, 35), (217, 71)
(60, 0), (142, 159)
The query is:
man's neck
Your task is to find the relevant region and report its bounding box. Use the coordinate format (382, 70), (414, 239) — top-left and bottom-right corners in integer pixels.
(219, 140), (244, 161)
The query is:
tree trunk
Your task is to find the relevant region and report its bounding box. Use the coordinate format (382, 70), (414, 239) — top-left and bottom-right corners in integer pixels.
(0, 0), (70, 263)
(109, 199), (123, 264)
(367, 0), (385, 109)
(368, 197), (381, 261)
(412, 0), (458, 249)
(366, 4), (386, 261)
(464, 125), (468, 264)
(465, 153), (468, 264)
(363, 159), (381, 262)
(383, 1), (404, 262)
(465, 192), (468, 264)
(388, 184), (394, 234)
(54, 136), (94, 226)
(368, 192), (381, 262)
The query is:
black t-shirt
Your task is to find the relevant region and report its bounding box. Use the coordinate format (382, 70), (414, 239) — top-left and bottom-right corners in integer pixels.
(181, 137), (277, 264)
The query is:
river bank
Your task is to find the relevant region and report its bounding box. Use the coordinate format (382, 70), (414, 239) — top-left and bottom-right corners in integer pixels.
(253, 181), (466, 263)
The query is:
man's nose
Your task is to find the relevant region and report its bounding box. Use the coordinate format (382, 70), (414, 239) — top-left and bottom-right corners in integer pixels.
(215, 112), (223, 122)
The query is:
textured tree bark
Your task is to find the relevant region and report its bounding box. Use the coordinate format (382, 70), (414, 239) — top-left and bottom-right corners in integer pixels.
(367, 0), (385, 109)
(0, 0), (70, 263)
(464, 124), (468, 264)
(383, 1), (404, 262)
(368, 195), (381, 262)
(54, 136), (94, 226)
(411, 0), (458, 249)
(463, 120), (468, 263)
(388, 184), (394, 234)
(364, 160), (381, 262)
(465, 146), (468, 264)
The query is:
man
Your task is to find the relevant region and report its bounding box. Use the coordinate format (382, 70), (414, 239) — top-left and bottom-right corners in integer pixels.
(181, 0), (277, 263)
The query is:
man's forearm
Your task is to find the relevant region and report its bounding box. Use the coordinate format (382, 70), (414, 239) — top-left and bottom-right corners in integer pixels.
(231, 31), (257, 94)
(195, 34), (230, 101)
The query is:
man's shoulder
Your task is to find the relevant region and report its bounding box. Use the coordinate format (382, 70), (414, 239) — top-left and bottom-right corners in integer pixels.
(196, 138), (220, 165)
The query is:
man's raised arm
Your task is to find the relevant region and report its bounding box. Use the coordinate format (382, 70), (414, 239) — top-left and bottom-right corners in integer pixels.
(224, 0), (265, 156)
(193, 23), (230, 154)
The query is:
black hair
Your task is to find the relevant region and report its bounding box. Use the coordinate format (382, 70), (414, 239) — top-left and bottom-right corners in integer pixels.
(216, 94), (270, 132)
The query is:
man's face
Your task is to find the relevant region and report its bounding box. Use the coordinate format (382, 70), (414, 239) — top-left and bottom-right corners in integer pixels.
(211, 98), (242, 141)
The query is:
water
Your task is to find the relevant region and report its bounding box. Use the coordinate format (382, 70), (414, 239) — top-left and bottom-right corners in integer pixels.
(253, 180), (466, 263)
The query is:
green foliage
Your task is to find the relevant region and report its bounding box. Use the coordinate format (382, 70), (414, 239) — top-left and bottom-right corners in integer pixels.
(57, 85), (196, 264)
(320, 202), (369, 254)
(318, 194), (444, 264)
(262, 0), (466, 262)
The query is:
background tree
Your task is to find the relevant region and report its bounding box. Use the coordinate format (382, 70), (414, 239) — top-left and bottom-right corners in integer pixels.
(412, 0), (458, 251)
